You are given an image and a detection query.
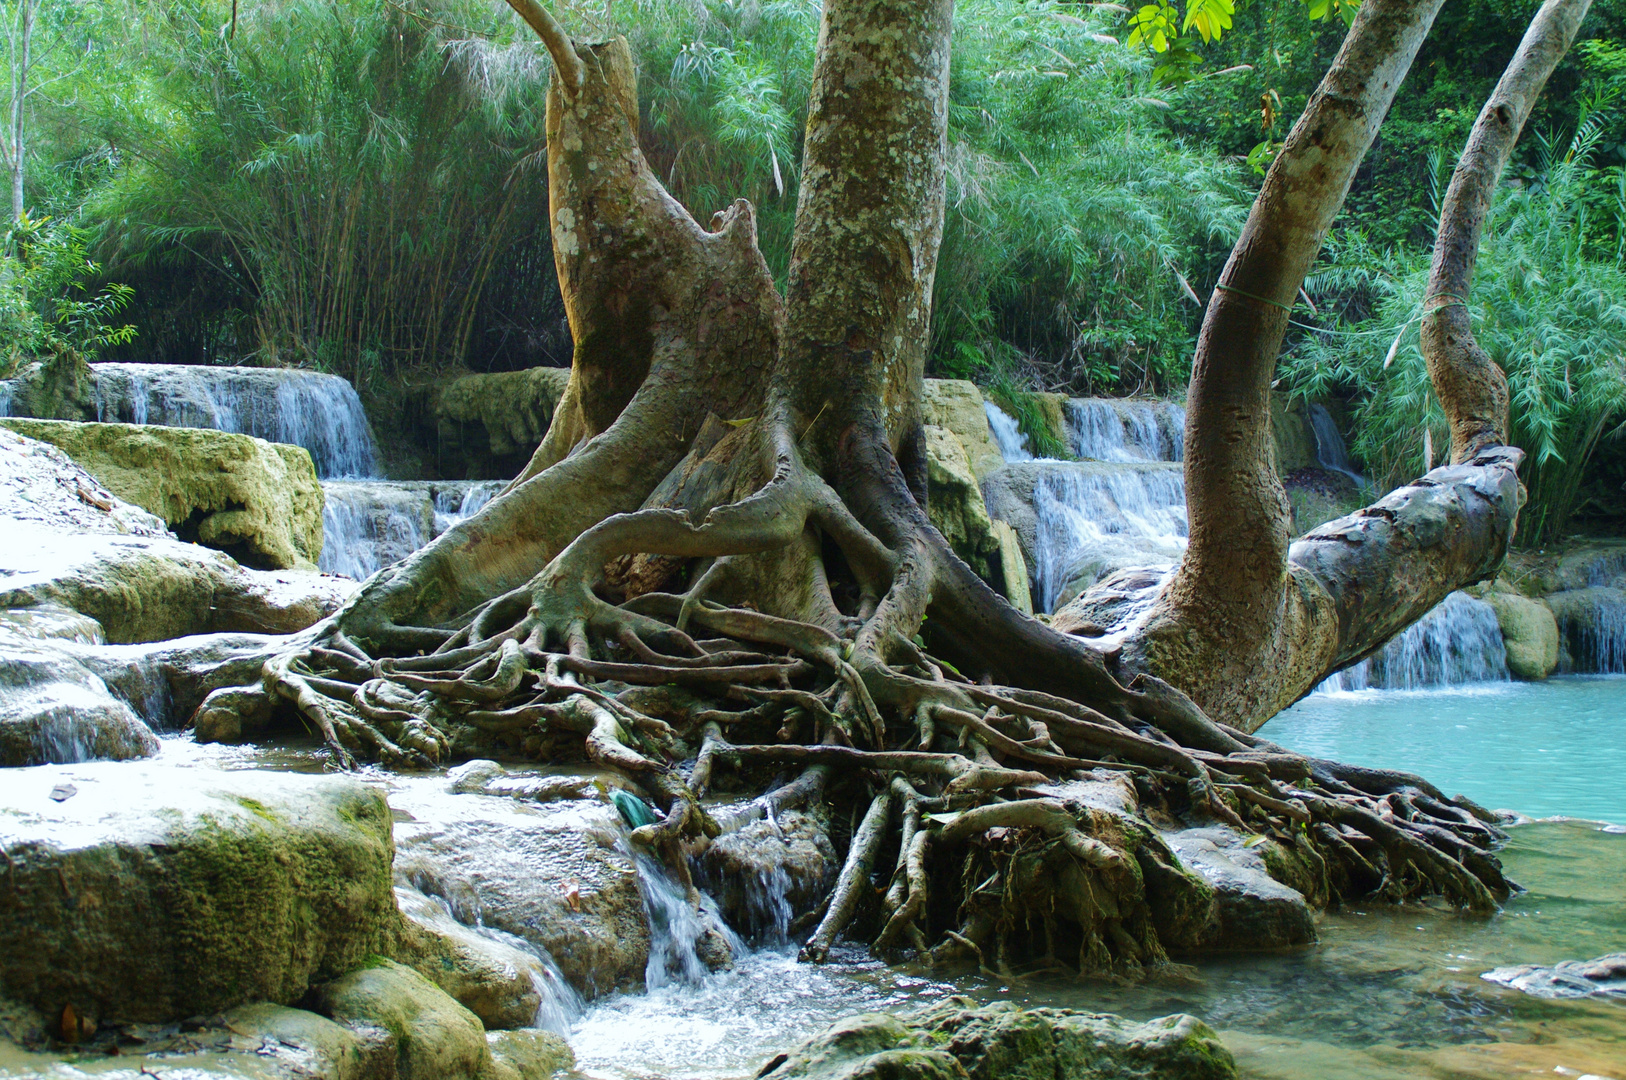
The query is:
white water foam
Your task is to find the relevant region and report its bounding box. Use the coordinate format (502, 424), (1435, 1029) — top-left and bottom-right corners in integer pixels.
(1067, 398), (1185, 463)
(1030, 463), (1187, 612)
(319, 480), (505, 579)
(983, 400), (1034, 462)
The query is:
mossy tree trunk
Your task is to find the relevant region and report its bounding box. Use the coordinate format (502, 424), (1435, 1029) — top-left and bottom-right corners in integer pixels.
(224, 0), (1551, 969)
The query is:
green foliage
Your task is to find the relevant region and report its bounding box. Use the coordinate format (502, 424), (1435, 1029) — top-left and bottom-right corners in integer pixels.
(0, 213), (135, 377)
(84, 0), (559, 384)
(1283, 128), (1626, 546)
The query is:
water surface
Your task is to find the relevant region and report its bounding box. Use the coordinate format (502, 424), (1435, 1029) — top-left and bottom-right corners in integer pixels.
(1261, 676), (1626, 823)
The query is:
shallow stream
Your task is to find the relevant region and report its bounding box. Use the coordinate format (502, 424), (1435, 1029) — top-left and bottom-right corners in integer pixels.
(151, 674), (1625, 1080)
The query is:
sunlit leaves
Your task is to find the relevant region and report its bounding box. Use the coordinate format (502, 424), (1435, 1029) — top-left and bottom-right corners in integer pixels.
(1182, 0), (1234, 45)
(1126, 2), (1179, 52)
(1306, 0), (1362, 27)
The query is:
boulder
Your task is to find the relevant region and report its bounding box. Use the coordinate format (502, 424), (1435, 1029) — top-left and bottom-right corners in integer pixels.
(0, 423), (170, 538)
(763, 998), (1236, 1080)
(923, 425), (1001, 568)
(487, 1029), (575, 1080)
(990, 520), (1034, 615)
(388, 777), (649, 997)
(395, 885), (554, 1031)
(308, 959), (492, 1080)
(1161, 826), (1316, 950)
(216, 1002), (398, 1080)
(922, 379), (1005, 479)
(0, 763), (399, 1025)
(1482, 591), (1559, 680)
(0, 638), (158, 766)
(436, 368), (573, 479)
(1481, 952), (1626, 1000)
(0, 417), (324, 570)
(0, 522), (352, 643)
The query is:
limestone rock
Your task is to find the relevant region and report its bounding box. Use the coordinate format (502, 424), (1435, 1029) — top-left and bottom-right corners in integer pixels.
(487, 1029), (575, 1080)
(436, 368), (573, 479)
(991, 520), (1033, 615)
(0, 418), (325, 570)
(1270, 394), (1315, 473)
(389, 780), (649, 997)
(694, 808), (838, 940)
(0, 638), (158, 766)
(924, 425), (1000, 567)
(309, 959), (492, 1080)
(0, 521), (353, 643)
(1482, 592), (1559, 679)
(764, 998), (1236, 1080)
(0, 423), (170, 538)
(394, 885), (551, 1031)
(922, 379), (1005, 479)
(1162, 826), (1316, 950)
(218, 1002), (397, 1080)
(1481, 952), (1626, 1000)
(0, 602), (104, 645)
(0, 763), (399, 1024)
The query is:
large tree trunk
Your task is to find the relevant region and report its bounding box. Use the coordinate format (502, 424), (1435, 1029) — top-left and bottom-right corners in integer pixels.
(207, 0), (1534, 973)
(1082, 0), (1586, 730)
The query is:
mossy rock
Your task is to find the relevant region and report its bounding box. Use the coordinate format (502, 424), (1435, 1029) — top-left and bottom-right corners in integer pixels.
(435, 368), (573, 479)
(0, 639), (158, 766)
(308, 959), (492, 1080)
(0, 762), (399, 1025)
(0, 417), (323, 570)
(764, 998), (1236, 1080)
(487, 1029), (576, 1080)
(921, 379), (1005, 479)
(922, 425), (1000, 568)
(1483, 592), (1559, 680)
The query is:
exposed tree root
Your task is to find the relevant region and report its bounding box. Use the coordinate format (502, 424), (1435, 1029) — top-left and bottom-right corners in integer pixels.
(231, 440), (1513, 978)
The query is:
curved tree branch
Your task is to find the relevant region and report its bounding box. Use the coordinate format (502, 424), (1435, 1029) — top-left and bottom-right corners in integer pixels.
(1423, 0), (1593, 461)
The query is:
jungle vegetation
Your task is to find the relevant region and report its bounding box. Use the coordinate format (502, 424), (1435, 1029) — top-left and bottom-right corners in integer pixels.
(0, 0), (1621, 540)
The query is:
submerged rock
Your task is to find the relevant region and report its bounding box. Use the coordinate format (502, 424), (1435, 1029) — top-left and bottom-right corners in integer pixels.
(1481, 953), (1626, 1000)
(763, 998), (1237, 1080)
(0, 417), (325, 570)
(487, 1028), (575, 1080)
(0, 763), (398, 1025)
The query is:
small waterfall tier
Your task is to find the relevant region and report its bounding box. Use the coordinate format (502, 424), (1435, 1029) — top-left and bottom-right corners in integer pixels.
(983, 396), (1188, 613)
(87, 363), (379, 479)
(1317, 591), (1510, 692)
(1068, 398), (1185, 463)
(320, 480), (504, 579)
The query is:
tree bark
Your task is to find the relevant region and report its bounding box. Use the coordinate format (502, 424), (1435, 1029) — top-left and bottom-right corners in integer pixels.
(1423, 0), (1593, 462)
(1095, 0), (1576, 730)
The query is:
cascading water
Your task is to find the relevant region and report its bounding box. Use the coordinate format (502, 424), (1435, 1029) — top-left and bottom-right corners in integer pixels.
(982, 401), (1034, 462)
(1068, 398), (1185, 463)
(1029, 463), (1187, 613)
(1316, 591), (1509, 692)
(1308, 403), (1364, 485)
(319, 480), (505, 579)
(88, 363), (379, 479)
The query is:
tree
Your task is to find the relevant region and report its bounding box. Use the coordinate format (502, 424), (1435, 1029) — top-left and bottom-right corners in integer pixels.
(208, 0), (1584, 966)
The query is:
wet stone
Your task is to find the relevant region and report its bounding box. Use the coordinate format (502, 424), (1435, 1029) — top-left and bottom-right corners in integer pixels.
(1481, 952), (1626, 1000)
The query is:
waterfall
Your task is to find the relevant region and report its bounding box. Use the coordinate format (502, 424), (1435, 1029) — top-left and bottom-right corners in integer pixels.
(1068, 398), (1185, 463)
(1030, 463), (1187, 612)
(631, 848), (743, 989)
(1316, 591), (1509, 692)
(983, 401), (1034, 462)
(1554, 590), (1626, 674)
(1308, 404), (1364, 485)
(88, 363), (379, 479)
(469, 921), (585, 1036)
(319, 480), (504, 579)
(0, 381), (12, 417)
